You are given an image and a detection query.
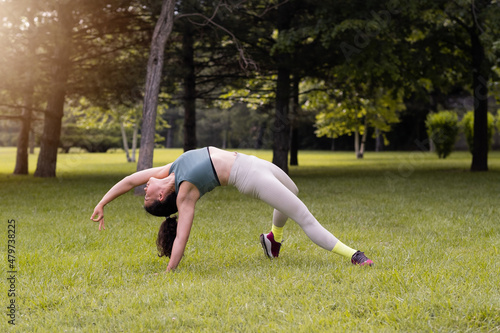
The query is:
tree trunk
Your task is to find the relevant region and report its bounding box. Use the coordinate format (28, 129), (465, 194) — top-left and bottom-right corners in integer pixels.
(34, 3), (73, 178)
(470, 21), (489, 171)
(222, 109), (230, 149)
(375, 128), (383, 152)
(182, 25), (197, 152)
(29, 129), (35, 154)
(354, 129), (360, 158)
(135, 0), (175, 194)
(120, 121), (131, 162)
(359, 130), (367, 159)
(14, 88), (33, 175)
(255, 121), (266, 149)
(289, 76), (299, 166)
(357, 118), (368, 159)
(272, 67), (291, 174)
(272, 2), (292, 173)
(14, 9), (36, 175)
(131, 122), (138, 162)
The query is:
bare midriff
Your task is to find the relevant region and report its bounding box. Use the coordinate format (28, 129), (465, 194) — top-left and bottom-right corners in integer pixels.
(208, 146), (237, 186)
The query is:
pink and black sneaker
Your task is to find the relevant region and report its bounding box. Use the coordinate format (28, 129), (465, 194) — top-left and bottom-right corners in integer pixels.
(351, 251), (374, 266)
(260, 232), (281, 258)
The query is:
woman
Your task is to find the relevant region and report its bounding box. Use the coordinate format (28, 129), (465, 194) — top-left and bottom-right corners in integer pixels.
(90, 147), (373, 272)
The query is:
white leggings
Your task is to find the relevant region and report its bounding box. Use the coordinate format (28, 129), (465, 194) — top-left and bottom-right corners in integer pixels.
(228, 153), (339, 251)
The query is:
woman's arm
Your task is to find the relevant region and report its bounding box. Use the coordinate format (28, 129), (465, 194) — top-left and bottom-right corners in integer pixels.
(90, 164), (172, 229)
(166, 183), (200, 271)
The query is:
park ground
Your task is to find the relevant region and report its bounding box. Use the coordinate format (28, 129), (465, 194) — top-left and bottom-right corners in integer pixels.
(0, 148), (499, 332)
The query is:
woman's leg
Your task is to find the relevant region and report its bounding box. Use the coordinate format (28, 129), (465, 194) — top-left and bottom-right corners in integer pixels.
(229, 154), (370, 263)
(231, 155), (341, 250)
(255, 171), (340, 251)
(268, 162), (298, 229)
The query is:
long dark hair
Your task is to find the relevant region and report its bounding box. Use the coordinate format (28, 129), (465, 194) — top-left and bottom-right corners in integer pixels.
(144, 191), (178, 217)
(143, 191), (179, 258)
(156, 216), (177, 258)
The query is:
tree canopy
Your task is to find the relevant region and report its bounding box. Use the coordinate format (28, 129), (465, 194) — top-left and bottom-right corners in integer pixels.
(0, 0), (499, 176)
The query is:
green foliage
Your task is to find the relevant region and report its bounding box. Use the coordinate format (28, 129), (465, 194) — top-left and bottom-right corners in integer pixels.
(60, 98), (142, 153)
(459, 111), (496, 154)
(425, 111), (459, 159)
(60, 124), (121, 153)
(1, 149), (500, 331)
(308, 79), (403, 144)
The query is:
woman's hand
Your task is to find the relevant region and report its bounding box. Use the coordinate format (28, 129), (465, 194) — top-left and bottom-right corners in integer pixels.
(90, 205), (105, 230)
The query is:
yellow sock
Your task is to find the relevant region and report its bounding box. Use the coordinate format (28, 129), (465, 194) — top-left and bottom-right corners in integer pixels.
(271, 225), (284, 243)
(332, 241), (356, 258)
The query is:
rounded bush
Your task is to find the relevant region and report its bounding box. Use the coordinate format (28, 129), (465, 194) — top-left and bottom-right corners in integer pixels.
(425, 111), (459, 159)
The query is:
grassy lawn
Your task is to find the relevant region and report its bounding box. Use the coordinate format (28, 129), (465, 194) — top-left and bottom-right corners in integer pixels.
(0, 148), (499, 332)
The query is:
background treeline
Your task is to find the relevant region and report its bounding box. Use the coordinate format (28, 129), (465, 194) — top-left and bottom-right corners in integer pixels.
(0, 0), (499, 176)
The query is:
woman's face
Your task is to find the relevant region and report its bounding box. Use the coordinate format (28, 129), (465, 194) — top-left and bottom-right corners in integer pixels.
(144, 177), (162, 207)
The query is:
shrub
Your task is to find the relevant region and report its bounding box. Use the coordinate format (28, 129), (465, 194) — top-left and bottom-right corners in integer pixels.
(425, 111), (459, 159)
(459, 111), (495, 154)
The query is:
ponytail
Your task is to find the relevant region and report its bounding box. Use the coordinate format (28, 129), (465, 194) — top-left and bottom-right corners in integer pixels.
(156, 216), (178, 258)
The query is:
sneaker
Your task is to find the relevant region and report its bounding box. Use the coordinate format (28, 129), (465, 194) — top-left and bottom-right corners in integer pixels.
(260, 232), (281, 258)
(351, 251), (374, 266)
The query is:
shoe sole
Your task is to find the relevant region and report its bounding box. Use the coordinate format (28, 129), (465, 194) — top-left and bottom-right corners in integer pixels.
(354, 259), (374, 266)
(260, 234), (272, 259)
(361, 260), (374, 266)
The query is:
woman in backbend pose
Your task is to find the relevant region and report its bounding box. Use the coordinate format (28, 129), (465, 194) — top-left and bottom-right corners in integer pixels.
(90, 147), (374, 272)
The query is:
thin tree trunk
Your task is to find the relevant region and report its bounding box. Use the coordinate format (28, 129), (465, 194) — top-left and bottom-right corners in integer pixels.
(375, 128), (382, 152)
(354, 129), (360, 158)
(272, 2), (292, 173)
(182, 25), (197, 152)
(222, 110), (230, 149)
(14, 88), (33, 174)
(120, 121), (131, 162)
(131, 122), (138, 162)
(29, 129), (35, 154)
(255, 121), (266, 149)
(289, 76), (299, 166)
(358, 118), (368, 159)
(273, 66), (291, 174)
(34, 3), (73, 178)
(14, 9), (35, 175)
(135, 0), (175, 194)
(470, 19), (489, 171)
(359, 130), (367, 158)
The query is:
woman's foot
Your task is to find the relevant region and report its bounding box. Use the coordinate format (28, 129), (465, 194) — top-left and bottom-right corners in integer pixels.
(351, 251), (374, 266)
(260, 232), (281, 258)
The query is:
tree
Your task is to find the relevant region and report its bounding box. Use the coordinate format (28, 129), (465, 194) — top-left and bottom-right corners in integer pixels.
(460, 110), (496, 154)
(400, 0), (500, 170)
(160, 0), (262, 152)
(466, 0), (498, 171)
(1, 0), (152, 176)
(12, 3), (37, 175)
(0, 0), (48, 175)
(135, 0), (175, 194)
(310, 80), (403, 157)
(34, 1), (73, 177)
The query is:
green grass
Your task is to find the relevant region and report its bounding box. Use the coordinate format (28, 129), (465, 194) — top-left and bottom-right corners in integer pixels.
(1, 148), (499, 332)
